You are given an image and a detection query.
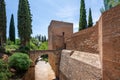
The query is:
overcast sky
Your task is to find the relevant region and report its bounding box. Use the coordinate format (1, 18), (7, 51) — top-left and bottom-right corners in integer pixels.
(6, 0), (104, 38)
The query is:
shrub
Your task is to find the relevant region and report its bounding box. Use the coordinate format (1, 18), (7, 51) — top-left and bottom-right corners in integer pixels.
(15, 39), (20, 45)
(0, 59), (12, 80)
(18, 46), (30, 53)
(39, 42), (48, 50)
(6, 39), (14, 45)
(0, 46), (5, 53)
(8, 53), (32, 73)
(30, 41), (38, 50)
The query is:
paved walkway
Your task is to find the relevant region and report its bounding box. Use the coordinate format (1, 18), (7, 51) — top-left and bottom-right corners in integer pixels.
(35, 60), (56, 80)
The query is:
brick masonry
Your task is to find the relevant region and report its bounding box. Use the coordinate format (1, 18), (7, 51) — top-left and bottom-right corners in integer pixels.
(22, 4), (120, 80)
(48, 5), (120, 80)
(99, 5), (120, 80)
(66, 23), (99, 53)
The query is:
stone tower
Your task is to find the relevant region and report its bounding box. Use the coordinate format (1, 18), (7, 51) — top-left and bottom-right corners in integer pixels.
(48, 20), (73, 50)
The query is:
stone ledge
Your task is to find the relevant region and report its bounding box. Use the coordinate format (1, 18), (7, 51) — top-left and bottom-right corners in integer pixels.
(70, 51), (101, 69)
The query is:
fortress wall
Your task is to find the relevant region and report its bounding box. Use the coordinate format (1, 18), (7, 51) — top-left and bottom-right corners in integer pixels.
(99, 5), (120, 79)
(59, 50), (102, 80)
(66, 23), (99, 53)
(47, 5), (120, 80)
(60, 5), (120, 80)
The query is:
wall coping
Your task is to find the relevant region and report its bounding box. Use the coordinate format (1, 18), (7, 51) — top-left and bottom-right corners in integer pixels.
(62, 50), (101, 69)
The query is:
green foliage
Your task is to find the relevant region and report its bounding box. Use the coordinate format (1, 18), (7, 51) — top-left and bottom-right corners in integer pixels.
(108, 0), (120, 8)
(30, 41), (38, 50)
(35, 34), (47, 42)
(39, 42), (48, 50)
(9, 14), (15, 43)
(0, 0), (7, 45)
(79, 0), (87, 31)
(88, 8), (93, 27)
(5, 39), (19, 55)
(0, 46), (5, 53)
(6, 39), (14, 45)
(15, 39), (20, 45)
(18, 0), (32, 46)
(41, 54), (48, 62)
(30, 37), (48, 50)
(5, 44), (19, 55)
(8, 53), (32, 73)
(0, 59), (12, 80)
(101, 0), (120, 13)
(29, 38), (40, 50)
(18, 46), (30, 53)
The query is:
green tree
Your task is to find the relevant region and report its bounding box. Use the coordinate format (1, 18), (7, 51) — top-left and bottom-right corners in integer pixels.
(0, 0), (7, 46)
(18, 0), (32, 46)
(42, 36), (44, 42)
(79, 0), (87, 31)
(9, 14), (15, 43)
(88, 8), (93, 27)
(38, 35), (41, 41)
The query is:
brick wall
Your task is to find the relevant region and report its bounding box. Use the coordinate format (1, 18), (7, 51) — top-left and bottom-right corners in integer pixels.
(66, 23), (99, 53)
(23, 66), (35, 80)
(47, 5), (120, 80)
(48, 50), (62, 79)
(99, 5), (120, 80)
(48, 20), (73, 50)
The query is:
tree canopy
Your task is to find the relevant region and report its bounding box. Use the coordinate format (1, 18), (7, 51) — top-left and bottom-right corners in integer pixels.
(88, 8), (93, 27)
(9, 14), (15, 43)
(18, 0), (32, 46)
(79, 0), (87, 31)
(0, 0), (7, 45)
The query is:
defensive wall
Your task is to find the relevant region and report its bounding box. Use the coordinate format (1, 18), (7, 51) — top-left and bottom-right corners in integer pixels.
(23, 5), (120, 80)
(66, 23), (99, 53)
(99, 5), (120, 79)
(48, 5), (120, 80)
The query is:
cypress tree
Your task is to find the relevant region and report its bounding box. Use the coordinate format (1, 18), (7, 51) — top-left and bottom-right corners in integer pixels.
(38, 35), (41, 42)
(42, 36), (44, 42)
(9, 14), (15, 43)
(79, 0), (87, 31)
(18, 0), (32, 46)
(0, 0), (6, 45)
(44, 35), (46, 42)
(88, 8), (93, 27)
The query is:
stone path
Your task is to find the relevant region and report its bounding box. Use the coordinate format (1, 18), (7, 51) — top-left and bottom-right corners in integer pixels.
(35, 60), (56, 80)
